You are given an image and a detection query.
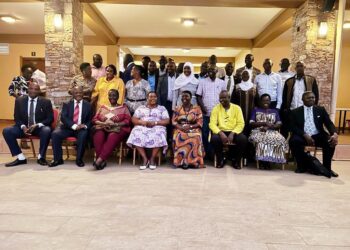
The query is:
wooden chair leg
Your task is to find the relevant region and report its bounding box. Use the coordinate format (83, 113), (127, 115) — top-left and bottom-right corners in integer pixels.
(214, 154), (217, 167)
(313, 148), (317, 157)
(256, 160), (260, 169)
(240, 158), (243, 169)
(30, 139), (36, 158)
(65, 143), (69, 160)
(158, 151), (161, 166)
(282, 163), (285, 171)
(118, 143), (123, 166)
(133, 147), (136, 166)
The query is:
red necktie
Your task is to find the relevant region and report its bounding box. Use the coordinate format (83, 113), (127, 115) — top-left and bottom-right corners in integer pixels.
(73, 102), (80, 124)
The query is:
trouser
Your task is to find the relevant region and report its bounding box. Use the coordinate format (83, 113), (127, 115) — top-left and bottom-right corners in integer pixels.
(93, 130), (128, 160)
(210, 132), (248, 163)
(202, 116), (212, 157)
(289, 133), (335, 171)
(3, 125), (51, 158)
(165, 101), (173, 143)
(51, 127), (89, 161)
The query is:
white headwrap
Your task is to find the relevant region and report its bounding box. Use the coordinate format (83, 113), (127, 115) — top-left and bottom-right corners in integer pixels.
(173, 62), (199, 90)
(237, 70), (254, 91)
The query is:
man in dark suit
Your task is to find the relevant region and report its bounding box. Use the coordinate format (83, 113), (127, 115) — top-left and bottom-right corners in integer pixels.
(157, 61), (176, 141)
(49, 86), (92, 167)
(3, 82), (53, 167)
(220, 62), (237, 97)
(289, 91), (338, 177)
(121, 54), (135, 84)
(235, 54), (261, 83)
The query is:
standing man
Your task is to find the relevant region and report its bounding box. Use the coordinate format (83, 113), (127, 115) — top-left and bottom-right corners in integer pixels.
(196, 66), (226, 158)
(209, 90), (247, 169)
(278, 58), (294, 89)
(147, 60), (159, 91)
(235, 54), (261, 83)
(208, 55), (225, 78)
(158, 56), (168, 76)
(141, 56), (151, 80)
(157, 61), (177, 141)
(49, 86), (92, 168)
(289, 91), (338, 177)
(91, 54), (106, 80)
(122, 54), (135, 84)
(254, 59), (283, 109)
(3, 82), (53, 167)
(195, 61), (209, 80)
(221, 62), (236, 97)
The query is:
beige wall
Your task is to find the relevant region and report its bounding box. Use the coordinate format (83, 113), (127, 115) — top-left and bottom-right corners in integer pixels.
(0, 43), (109, 119)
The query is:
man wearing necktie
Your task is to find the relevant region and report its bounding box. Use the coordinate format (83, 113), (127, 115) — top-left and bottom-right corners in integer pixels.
(289, 91), (338, 177)
(3, 82), (53, 167)
(49, 86), (92, 167)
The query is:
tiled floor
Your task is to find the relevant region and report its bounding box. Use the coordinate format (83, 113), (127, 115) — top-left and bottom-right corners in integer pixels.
(0, 153), (349, 250)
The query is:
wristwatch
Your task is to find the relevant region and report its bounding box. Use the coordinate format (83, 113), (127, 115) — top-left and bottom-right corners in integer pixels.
(190, 125), (193, 129)
(155, 121), (158, 125)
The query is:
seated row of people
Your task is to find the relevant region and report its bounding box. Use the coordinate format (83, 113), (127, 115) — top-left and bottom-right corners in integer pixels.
(2, 81), (338, 177)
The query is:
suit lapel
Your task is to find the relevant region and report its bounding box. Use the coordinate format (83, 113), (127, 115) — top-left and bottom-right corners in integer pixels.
(312, 106), (319, 128)
(35, 97), (40, 114)
(70, 100), (75, 120)
(23, 96), (29, 118)
(81, 101), (86, 123)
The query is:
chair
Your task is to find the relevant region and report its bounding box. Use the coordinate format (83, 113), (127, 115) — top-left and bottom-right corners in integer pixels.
(304, 146), (318, 157)
(116, 141), (130, 165)
(24, 108), (59, 158)
(132, 147), (162, 166)
(64, 137), (77, 160)
(213, 142), (244, 169)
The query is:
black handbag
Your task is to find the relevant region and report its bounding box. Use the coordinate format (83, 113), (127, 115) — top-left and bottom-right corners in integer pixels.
(306, 152), (331, 178)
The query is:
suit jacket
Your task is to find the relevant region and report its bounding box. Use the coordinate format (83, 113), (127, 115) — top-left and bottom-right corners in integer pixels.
(235, 66), (261, 83)
(60, 100), (92, 130)
(290, 105), (336, 137)
(14, 95), (53, 128)
(281, 75), (319, 111)
(157, 74), (171, 106)
(122, 62), (135, 84)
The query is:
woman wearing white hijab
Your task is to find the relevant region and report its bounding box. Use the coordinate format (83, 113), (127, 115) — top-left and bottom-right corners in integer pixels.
(172, 62), (199, 110)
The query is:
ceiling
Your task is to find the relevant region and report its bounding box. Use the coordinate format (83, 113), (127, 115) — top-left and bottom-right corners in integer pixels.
(0, 2), (350, 57)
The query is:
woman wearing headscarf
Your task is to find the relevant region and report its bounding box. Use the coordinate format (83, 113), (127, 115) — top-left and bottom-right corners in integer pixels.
(172, 62), (199, 110)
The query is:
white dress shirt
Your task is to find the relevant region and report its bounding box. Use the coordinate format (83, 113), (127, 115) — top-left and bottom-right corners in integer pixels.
(278, 70), (295, 89)
(21, 97), (44, 129)
(71, 99), (84, 130)
(224, 75), (235, 95)
(291, 77), (305, 110)
(254, 72), (283, 109)
(304, 106), (319, 136)
(167, 75), (176, 102)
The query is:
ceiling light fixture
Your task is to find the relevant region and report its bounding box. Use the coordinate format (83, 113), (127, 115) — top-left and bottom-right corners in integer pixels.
(0, 16), (16, 23)
(181, 18), (196, 27)
(182, 48), (190, 53)
(343, 22), (350, 29)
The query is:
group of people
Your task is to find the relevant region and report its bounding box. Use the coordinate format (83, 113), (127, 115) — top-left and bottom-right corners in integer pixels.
(2, 53), (339, 177)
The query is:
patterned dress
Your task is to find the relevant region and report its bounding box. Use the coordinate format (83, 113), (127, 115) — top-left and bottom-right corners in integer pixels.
(125, 79), (150, 114)
(249, 108), (288, 163)
(8, 76), (30, 96)
(172, 105), (205, 167)
(69, 75), (96, 101)
(127, 105), (169, 152)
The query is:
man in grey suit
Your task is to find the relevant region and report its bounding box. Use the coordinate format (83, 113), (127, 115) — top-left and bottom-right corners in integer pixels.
(156, 61), (176, 141)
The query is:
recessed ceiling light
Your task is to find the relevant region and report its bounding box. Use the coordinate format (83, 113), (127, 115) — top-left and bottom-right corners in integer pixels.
(182, 48), (190, 53)
(181, 18), (196, 27)
(1, 16), (16, 23)
(344, 22), (350, 29)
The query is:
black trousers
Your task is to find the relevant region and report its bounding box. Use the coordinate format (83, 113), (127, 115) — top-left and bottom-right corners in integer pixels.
(210, 132), (247, 163)
(164, 101), (173, 143)
(51, 127), (88, 161)
(289, 133), (335, 171)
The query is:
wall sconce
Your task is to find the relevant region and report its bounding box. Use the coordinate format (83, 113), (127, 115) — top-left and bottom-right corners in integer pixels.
(54, 14), (63, 31)
(318, 21), (328, 38)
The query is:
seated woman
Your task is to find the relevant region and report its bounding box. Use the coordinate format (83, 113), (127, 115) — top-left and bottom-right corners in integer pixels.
(127, 91), (170, 170)
(249, 94), (288, 169)
(92, 89), (131, 170)
(172, 91), (205, 169)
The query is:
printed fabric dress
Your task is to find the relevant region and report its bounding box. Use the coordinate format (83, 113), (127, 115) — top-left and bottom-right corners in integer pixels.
(172, 105), (205, 167)
(248, 108), (288, 163)
(127, 105), (169, 152)
(125, 79), (150, 114)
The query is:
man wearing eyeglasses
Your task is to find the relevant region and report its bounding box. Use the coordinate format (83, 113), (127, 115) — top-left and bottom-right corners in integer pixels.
(209, 90), (247, 169)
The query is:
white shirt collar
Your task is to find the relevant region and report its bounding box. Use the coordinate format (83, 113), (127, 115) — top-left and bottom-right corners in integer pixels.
(29, 97), (38, 102)
(304, 105), (313, 110)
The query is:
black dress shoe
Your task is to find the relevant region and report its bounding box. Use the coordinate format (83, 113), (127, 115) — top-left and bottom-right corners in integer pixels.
(182, 164), (189, 170)
(331, 170), (339, 178)
(216, 160), (225, 168)
(76, 160), (85, 167)
(5, 159), (27, 167)
(232, 160), (241, 169)
(37, 158), (48, 166)
(48, 159), (64, 167)
(295, 168), (306, 173)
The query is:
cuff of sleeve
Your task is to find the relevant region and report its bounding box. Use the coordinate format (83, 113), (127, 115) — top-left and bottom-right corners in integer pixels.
(212, 127), (220, 134)
(21, 125), (26, 130)
(38, 123), (44, 128)
(84, 125), (87, 129)
(71, 124), (78, 130)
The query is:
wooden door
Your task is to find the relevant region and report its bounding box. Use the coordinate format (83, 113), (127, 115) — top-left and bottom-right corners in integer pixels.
(21, 57), (45, 73)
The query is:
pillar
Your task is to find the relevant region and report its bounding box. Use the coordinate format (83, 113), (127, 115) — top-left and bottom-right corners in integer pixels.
(44, 0), (83, 107)
(291, 0), (336, 112)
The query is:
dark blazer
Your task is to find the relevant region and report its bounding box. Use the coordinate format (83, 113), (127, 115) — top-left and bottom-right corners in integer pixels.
(281, 75), (319, 111)
(157, 74), (170, 106)
(14, 95), (53, 128)
(60, 100), (92, 130)
(122, 62), (135, 84)
(290, 105), (336, 137)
